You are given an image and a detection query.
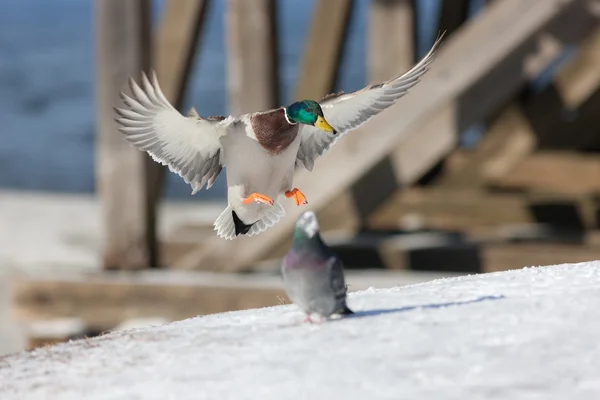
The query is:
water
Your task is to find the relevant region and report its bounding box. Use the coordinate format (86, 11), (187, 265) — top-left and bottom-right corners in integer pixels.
(0, 0), (457, 200)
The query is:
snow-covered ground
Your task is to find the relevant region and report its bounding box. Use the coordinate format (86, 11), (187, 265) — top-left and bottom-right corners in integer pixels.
(2, 262), (600, 399)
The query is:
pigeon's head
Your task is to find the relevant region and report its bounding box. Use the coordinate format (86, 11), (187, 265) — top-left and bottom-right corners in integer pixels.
(294, 210), (320, 239)
(285, 100), (337, 135)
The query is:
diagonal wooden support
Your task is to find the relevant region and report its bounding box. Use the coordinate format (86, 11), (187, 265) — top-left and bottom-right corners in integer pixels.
(521, 25), (600, 151)
(437, 105), (537, 188)
(173, 0), (600, 272)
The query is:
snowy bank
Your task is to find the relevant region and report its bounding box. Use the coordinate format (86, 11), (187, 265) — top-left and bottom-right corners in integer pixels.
(2, 262), (600, 399)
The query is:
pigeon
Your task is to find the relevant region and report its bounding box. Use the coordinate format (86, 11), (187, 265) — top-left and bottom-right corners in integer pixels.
(114, 35), (443, 240)
(281, 211), (353, 322)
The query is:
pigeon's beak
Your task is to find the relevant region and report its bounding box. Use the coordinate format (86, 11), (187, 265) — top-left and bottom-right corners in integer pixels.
(314, 116), (336, 135)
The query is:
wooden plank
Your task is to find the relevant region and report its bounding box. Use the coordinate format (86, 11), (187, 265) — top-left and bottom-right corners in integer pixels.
(226, 0), (278, 114)
(294, 0), (354, 100)
(519, 26), (600, 151)
(368, 188), (534, 231)
(146, 0), (210, 224)
(368, 187), (598, 232)
(438, 105), (536, 187)
(366, 0), (415, 218)
(377, 238), (600, 273)
(24, 318), (87, 350)
(368, 0), (414, 82)
(478, 108), (537, 182)
(482, 242), (600, 272)
(489, 152), (600, 195)
(155, 0), (209, 106)
(555, 26), (600, 109)
(174, 0), (600, 271)
(95, 0), (153, 270)
(11, 270), (455, 328)
(12, 271), (286, 329)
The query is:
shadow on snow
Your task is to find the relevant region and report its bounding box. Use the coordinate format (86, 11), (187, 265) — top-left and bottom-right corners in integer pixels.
(342, 295), (505, 320)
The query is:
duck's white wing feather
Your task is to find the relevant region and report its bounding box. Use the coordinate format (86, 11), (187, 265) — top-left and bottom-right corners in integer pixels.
(296, 35), (443, 171)
(114, 71), (229, 194)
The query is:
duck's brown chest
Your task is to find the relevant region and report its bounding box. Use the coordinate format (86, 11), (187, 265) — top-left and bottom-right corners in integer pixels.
(250, 108), (299, 155)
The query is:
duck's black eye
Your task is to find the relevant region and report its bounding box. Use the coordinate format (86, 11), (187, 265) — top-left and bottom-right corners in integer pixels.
(304, 108), (310, 112)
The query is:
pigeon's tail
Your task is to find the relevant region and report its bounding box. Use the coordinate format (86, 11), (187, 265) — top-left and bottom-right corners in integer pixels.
(339, 304), (354, 316)
(214, 203), (286, 240)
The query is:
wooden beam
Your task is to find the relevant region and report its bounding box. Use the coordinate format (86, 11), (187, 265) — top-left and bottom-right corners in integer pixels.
(437, 105), (537, 187)
(24, 318), (87, 350)
(146, 0), (210, 266)
(294, 0), (354, 100)
(378, 239), (600, 273)
(555, 26), (600, 109)
(520, 26), (600, 151)
(440, 13), (600, 188)
(482, 242), (600, 272)
(489, 152), (600, 195)
(174, 0), (600, 271)
(368, 188), (534, 231)
(226, 0), (278, 114)
(155, 0), (209, 106)
(368, 0), (414, 82)
(95, 0), (153, 270)
(368, 187), (599, 231)
(12, 271), (285, 329)
(11, 270), (452, 329)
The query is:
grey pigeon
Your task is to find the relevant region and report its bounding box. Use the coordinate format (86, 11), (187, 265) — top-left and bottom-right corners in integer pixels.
(281, 211), (353, 322)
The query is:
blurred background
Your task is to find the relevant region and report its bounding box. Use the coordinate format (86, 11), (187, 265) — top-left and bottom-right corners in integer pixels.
(1, 0), (599, 354)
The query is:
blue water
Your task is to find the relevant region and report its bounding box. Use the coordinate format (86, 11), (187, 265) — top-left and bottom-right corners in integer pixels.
(0, 0), (482, 199)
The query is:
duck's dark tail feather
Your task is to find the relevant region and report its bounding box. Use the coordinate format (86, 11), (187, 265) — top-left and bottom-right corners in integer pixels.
(232, 210), (254, 236)
(214, 206), (255, 240)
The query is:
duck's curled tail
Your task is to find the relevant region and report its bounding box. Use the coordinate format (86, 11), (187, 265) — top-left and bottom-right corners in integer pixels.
(214, 202), (286, 240)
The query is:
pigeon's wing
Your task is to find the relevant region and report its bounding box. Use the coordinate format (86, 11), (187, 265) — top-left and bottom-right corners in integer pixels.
(114, 71), (229, 194)
(326, 256), (348, 303)
(296, 34), (443, 171)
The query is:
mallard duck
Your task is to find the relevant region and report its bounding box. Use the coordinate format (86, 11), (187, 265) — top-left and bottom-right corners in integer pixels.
(114, 36), (442, 240)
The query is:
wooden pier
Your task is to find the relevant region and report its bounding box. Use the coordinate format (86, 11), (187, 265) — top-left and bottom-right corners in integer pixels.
(9, 0), (600, 349)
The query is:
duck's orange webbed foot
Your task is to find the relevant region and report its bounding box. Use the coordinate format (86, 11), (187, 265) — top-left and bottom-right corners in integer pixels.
(285, 188), (308, 206)
(242, 193), (274, 206)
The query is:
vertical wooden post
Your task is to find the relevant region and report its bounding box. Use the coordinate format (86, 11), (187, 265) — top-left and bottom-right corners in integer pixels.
(294, 0), (354, 101)
(147, 0), (210, 267)
(226, 0), (279, 115)
(366, 0), (415, 227)
(368, 0), (415, 82)
(95, 0), (153, 270)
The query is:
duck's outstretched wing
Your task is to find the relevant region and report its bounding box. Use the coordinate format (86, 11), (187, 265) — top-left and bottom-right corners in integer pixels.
(114, 71), (230, 194)
(296, 34), (443, 172)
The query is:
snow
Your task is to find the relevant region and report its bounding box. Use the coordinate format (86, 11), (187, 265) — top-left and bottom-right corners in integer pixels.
(2, 262), (600, 399)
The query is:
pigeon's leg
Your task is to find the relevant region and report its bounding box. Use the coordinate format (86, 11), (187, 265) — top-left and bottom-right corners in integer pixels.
(285, 188), (308, 206)
(242, 193), (274, 206)
(304, 314), (314, 324)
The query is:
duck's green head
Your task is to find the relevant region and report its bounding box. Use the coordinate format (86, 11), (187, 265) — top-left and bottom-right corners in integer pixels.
(285, 100), (337, 134)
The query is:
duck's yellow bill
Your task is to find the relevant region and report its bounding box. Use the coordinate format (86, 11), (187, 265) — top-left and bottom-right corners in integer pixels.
(314, 116), (336, 134)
